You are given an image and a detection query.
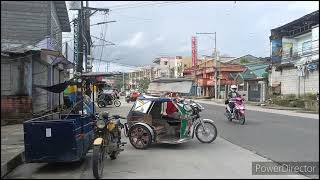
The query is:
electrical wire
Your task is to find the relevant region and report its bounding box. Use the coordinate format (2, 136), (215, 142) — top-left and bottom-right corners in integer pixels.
(97, 14), (109, 71)
(110, 1), (191, 11)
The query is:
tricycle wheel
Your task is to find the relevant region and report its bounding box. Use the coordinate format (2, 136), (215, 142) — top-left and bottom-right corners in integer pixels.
(97, 101), (106, 108)
(92, 145), (105, 179)
(128, 125), (152, 149)
(114, 100), (121, 107)
(195, 121), (217, 143)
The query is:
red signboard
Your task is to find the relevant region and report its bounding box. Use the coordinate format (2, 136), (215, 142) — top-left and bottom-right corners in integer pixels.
(191, 36), (197, 67)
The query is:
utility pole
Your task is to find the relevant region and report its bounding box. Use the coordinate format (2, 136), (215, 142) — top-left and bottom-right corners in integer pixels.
(122, 72), (125, 91)
(76, 1), (84, 73)
(214, 33), (218, 99)
(65, 42), (68, 61)
(195, 32), (217, 98)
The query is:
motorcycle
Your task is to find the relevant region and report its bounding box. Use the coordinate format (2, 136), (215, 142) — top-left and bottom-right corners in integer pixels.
(92, 112), (126, 179)
(97, 93), (121, 108)
(182, 99), (218, 143)
(224, 95), (246, 125)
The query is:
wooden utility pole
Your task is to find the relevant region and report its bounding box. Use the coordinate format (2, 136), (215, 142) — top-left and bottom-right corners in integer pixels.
(76, 1), (84, 73)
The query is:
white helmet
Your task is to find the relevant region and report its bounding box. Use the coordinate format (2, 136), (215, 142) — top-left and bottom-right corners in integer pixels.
(230, 85), (237, 92)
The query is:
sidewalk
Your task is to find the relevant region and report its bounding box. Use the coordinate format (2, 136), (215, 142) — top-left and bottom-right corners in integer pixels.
(1, 124), (24, 178)
(193, 98), (319, 119)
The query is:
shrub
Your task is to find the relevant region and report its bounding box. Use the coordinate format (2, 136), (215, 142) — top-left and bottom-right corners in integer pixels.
(285, 94), (297, 101)
(288, 99), (305, 108)
(302, 93), (317, 101)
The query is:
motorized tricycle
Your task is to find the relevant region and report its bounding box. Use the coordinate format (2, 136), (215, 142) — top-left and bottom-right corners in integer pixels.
(224, 94), (246, 125)
(124, 95), (218, 149)
(92, 112), (127, 179)
(23, 72), (126, 179)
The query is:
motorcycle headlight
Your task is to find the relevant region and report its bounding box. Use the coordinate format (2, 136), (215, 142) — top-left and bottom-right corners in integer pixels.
(96, 120), (106, 129)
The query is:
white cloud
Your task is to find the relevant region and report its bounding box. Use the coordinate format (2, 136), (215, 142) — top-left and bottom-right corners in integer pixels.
(120, 32), (144, 48)
(287, 1), (319, 12)
(178, 45), (190, 52)
(155, 36), (164, 42)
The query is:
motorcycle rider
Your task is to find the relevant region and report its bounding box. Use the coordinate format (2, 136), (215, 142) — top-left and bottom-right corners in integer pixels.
(226, 85), (240, 118)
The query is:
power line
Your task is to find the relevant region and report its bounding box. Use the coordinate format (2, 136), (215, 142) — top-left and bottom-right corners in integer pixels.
(97, 14), (109, 71)
(109, 1), (191, 11)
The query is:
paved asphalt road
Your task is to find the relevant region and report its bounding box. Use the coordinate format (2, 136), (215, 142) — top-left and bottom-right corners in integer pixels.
(5, 98), (317, 179)
(199, 103), (319, 163)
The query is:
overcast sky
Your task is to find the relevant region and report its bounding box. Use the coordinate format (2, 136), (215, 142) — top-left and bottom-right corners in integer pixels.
(64, 1), (319, 72)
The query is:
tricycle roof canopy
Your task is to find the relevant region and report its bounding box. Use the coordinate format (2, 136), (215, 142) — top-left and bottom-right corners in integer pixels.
(148, 78), (193, 94)
(138, 95), (175, 102)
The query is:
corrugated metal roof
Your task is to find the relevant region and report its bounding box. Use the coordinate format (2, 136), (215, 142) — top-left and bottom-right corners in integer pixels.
(54, 1), (71, 32)
(148, 80), (193, 93)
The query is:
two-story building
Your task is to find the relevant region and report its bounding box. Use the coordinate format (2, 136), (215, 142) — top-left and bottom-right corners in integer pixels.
(195, 57), (246, 98)
(1, 1), (72, 124)
(128, 65), (155, 90)
(269, 10), (319, 96)
(153, 56), (183, 79)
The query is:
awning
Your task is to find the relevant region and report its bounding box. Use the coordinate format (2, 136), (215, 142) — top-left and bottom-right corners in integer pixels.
(148, 79), (193, 93)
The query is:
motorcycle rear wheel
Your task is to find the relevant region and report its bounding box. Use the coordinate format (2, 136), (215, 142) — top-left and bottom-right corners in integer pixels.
(92, 145), (105, 179)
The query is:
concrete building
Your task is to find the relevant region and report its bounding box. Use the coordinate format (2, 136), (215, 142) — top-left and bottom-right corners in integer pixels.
(153, 56), (183, 79)
(1, 1), (71, 124)
(128, 65), (154, 90)
(194, 58), (246, 98)
(269, 10), (319, 96)
(234, 63), (269, 102)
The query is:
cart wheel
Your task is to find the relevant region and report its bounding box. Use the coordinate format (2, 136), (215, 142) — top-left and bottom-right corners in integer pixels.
(114, 100), (121, 107)
(128, 125), (152, 149)
(92, 145), (105, 179)
(97, 101), (106, 108)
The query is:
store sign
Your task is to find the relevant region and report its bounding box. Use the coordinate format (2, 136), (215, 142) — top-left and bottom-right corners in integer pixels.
(192, 36), (197, 67)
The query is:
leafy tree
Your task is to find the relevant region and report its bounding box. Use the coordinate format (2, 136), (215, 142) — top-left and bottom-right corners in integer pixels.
(240, 58), (250, 64)
(138, 77), (151, 93)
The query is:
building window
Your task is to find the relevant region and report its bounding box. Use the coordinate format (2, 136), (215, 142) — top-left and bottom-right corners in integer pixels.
(302, 40), (312, 55)
(238, 85), (244, 91)
(164, 61), (168, 65)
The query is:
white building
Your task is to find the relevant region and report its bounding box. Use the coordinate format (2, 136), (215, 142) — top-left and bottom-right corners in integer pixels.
(128, 65), (154, 90)
(269, 10), (319, 96)
(153, 56), (183, 79)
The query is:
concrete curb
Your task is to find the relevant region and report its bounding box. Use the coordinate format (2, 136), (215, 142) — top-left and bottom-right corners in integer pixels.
(1, 150), (25, 178)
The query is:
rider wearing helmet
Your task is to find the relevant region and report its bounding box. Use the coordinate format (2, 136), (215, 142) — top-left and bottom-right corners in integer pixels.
(227, 85), (240, 116)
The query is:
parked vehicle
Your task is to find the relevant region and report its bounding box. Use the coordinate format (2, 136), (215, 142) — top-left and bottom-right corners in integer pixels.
(124, 95), (217, 149)
(97, 93), (121, 108)
(224, 94), (246, 125)
(92, 112), (126, 179)
(126, 91), (140, 103)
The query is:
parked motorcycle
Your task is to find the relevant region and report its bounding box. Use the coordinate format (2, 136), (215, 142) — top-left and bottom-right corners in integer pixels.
(92, 112), (126, 179)
(224, 95), (246, 125)
(97, 93), (121, 108)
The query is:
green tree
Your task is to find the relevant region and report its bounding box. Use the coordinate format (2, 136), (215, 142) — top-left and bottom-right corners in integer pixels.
(240, 58), (250, 64)
(138, 77), (151, 93)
